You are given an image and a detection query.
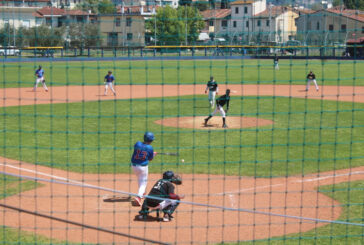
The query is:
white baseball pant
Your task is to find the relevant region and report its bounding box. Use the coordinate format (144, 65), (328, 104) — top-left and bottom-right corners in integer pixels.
(208, 91), (216, 107)
(104, 82), (116, 95)
(132, 165), (148, 198)
(34, 77), (48, 91)
(306, 79), (319, 91)
(211, 105), (226, 118)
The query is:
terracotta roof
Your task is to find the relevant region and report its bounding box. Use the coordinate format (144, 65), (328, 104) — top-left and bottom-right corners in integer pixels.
(66, 9), (93, 16)
(0, 0), (49, 2)
(326, 8), (364, 22)
(347, 36), (364, 43)
(230, 0), (255, 5)
(36, 6), (65, 16)
(254, 6), (292, 18)
(33, 7), (91, 17)
(201, 8), (231, 19)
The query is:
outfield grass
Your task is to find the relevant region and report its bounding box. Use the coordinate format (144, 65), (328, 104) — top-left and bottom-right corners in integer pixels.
(1, 59), (364, 87)
(1, 95), (363, 177)
(239, 180), (364, 244)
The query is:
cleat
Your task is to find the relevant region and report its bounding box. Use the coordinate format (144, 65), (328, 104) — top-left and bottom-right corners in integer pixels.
(222, 124), (228, 128)
(132, 197), (142, 206)
(162, 214), (171, 222)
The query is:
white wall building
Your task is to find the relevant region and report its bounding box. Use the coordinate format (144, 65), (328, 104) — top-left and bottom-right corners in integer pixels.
(0, 7), (40, 29)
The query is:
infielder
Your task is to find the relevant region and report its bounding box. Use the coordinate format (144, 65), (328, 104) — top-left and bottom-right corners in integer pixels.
(33, 65), (48, 92)
(138, 171), (184, 222)
(306, 70), (319, 91)
(131, 132), (156, 206)
(204, 89), (230, 128)
(205, 76), (218, 108)
(104, 71), (116, 96)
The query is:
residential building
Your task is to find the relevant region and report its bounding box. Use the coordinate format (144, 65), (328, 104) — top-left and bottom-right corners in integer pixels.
(99, 6), (151, 46)
(0, 7), (40, 28)
(33, 6), (93, 27)
(252, 6), (298, 43)
(0, 0), (50, 8)
(295, 7), (364, 45)
(200, 8), (231, 39)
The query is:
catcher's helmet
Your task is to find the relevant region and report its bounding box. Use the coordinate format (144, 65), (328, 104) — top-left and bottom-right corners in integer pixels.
(163, 171), (174, 180)
(144, 132), (155, 142)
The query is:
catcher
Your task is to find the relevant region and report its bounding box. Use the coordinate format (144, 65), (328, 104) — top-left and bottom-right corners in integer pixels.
(138, 171), (183, 222)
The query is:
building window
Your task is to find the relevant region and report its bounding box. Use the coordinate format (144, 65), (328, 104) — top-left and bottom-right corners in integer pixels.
(257, 20), (261, 27)
(3, 19), (9, 25)
(316, 21), (320, 30)
(233, 21), (237, 28)
(115, 18), (120, 27)
(341, 24), (346, 32)
(362, 26), (364, 33)
(46, 18), (52, 26)
(127, 33), (133, 40)
(22, 20), (30, 28)
(235, 7), (239, 14)
(126, 17), (132, 27)
(244, 6), (248, 14)
(209, 20), (214, 26)
(35, 18), (42, 25)
(266, 20), (269, 26)
(108, 32), (118, 46)
(329, 24), (333, 31)
(221, 20), (227, 27)
(246, 21), (249, 28)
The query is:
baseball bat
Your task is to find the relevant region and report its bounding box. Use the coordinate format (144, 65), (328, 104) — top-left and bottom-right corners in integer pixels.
(158, 152), (179, 156)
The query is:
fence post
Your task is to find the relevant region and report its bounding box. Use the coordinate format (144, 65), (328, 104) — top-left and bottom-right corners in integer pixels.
(179, 48), (181, 57)
(61, 49), (64, 57)
(141, 48), (143, 57)
(128, 47), (130, 57)
(205, 47), (207, 56)
(101, 48), (104, 57)
(114, 48), (116, 57)
(153, 48), (156, 57)
(88, 48), (90, 57)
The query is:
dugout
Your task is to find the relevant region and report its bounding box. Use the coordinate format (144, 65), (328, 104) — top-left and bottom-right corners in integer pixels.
(346, 37), (364, 58)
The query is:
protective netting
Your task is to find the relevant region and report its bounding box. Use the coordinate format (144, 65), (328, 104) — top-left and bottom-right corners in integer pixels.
(0, 0), (364, 244)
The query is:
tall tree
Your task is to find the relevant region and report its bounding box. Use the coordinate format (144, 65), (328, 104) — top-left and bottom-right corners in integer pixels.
(76, 0), (116, 14)
(344, 0), (364, 10)
(146, 6), (204, 45)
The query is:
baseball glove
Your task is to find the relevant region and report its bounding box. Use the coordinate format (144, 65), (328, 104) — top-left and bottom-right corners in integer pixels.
(172, 174), (182, 185)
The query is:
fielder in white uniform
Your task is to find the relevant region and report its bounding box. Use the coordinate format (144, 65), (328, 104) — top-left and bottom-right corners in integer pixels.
(306, 71), (319, 91)
(205, 76), (218, 108)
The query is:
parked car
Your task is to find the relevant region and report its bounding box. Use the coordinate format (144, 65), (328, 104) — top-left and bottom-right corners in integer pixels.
(0, 46), (21, 56)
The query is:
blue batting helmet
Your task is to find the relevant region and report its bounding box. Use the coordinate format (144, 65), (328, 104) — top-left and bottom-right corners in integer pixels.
(163, 171), (174, 180)
(144, 132), (155, 142)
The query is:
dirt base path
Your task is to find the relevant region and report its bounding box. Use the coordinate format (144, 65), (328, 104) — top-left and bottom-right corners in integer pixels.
(0, 84), (363, 244)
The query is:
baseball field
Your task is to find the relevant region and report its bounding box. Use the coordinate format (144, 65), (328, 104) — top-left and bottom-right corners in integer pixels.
(0, 58), (363, 244)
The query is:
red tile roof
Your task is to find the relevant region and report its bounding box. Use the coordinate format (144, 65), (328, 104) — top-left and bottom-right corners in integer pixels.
(33, 7), (91, 17)
(201, 8), (231, 19)
(254, 6), (292, 18)
(326, 8), (364, 22)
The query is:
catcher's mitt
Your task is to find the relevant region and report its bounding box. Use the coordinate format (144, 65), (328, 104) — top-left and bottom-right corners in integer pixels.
(172, 174), (182, 185)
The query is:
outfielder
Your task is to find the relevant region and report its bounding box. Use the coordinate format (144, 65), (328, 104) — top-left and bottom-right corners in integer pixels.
(205, 76), (218, 108)
(33, 65), (48, 92)
(274, 55), (279, 70)
(306, 70), (319, 91)
(138, 171), (184, 222)
(131, 132), (156, 206)
(104, 71), (116, 96)
(204, 89), (230, 128)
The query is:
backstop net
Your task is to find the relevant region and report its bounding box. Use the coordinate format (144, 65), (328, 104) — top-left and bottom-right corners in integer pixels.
(0, 0), (364, 244)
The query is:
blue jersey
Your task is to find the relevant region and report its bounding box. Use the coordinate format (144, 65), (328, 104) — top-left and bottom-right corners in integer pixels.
(35, 69), (44, 78)
(131, 141), (154, 166)
(105, 74), (115, 83)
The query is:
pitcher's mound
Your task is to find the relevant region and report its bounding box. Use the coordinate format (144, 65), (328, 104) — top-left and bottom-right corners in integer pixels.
(154, 116), (273, 129)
